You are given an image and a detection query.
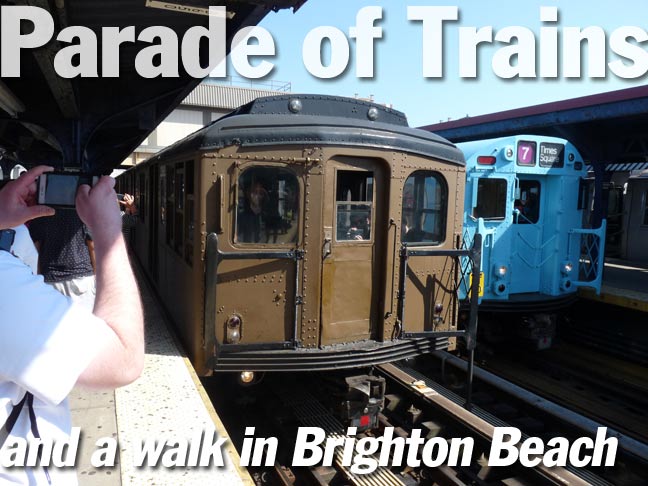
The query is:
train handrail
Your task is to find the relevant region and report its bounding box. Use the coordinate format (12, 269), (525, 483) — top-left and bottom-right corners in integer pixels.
(203, 233), (303, 370)
(396, 233), (482, 408)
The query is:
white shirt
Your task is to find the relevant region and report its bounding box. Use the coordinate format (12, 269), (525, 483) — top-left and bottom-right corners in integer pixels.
(0, 251), (106, 485)
(11, 225), (39, 274)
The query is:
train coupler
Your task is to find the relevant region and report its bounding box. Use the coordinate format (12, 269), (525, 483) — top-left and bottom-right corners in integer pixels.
(323, 374), (386, 432)
(515, 313), (557, 350)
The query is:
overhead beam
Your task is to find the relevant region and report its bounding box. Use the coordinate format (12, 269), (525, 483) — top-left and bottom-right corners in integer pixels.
(16, 0), (79, 119)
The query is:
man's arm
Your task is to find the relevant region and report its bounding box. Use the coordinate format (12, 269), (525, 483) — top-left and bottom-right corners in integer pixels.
(0, 167), (144, 391)
(74, 177), (144, 388)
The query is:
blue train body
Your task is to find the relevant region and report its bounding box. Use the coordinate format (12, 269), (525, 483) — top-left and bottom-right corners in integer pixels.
(459, 135), (606, 347)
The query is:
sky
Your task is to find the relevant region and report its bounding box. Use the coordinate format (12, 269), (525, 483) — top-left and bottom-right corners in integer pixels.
(225, 0), (648, 127)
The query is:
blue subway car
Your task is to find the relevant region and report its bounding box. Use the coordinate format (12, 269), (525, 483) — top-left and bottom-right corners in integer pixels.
(459, 135), (606, 349)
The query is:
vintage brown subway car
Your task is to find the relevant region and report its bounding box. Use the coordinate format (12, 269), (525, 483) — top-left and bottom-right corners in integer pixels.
(117, 95), (478, 375)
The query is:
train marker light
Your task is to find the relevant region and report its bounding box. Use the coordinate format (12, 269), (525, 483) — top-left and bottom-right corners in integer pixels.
(288, 99), (303, 113)
(434, 303), (443, 314)
(367, 107), (379, 121)
(226, 314), (242, 344)
(477, 156), (496, 165)
(494, 264), (507, 277)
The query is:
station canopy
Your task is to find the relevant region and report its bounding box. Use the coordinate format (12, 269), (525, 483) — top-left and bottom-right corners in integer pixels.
(0, 0), (305, 175)
(422, 85), (648, 169)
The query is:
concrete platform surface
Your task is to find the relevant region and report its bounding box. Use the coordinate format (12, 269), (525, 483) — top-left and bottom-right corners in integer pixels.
(579, 258), (648, 312)
(69, 264), (252, 486)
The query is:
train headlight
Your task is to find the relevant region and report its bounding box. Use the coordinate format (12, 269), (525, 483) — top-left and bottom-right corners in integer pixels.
(494, 264), (507, 277)
(239, 371), (255, 384)
(561, 261), (573, 275)
(226, 314), (242, 344)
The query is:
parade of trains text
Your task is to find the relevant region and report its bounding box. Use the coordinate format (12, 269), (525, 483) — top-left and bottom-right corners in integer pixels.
(0, 426), (618, 473)
(3, 6), (648, 80)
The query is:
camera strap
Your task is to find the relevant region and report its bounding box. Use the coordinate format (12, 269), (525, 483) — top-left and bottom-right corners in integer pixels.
(0, 229), (16, 253)
(0, 392), (51, 483)
(0, 233), (51, 481)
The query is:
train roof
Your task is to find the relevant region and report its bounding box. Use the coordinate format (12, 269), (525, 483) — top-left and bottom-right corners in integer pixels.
(457, 134), (577, 162)
(146, 95), (464, 166)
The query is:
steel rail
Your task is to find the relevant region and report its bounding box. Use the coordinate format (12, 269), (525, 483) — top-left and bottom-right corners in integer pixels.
(431, 350), (648, 465)
(377, 362), (593, 486)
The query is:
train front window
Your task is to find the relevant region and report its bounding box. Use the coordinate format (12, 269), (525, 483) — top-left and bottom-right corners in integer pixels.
(473, 178), (507, 220)
(514, 180), (541, 224)
(335, 170), (373, 242)
(236, 167), (299, 245)
(401, 171), (447, 244)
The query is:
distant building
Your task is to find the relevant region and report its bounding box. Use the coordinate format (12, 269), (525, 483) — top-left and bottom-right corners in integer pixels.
(122, 78), (291, 167)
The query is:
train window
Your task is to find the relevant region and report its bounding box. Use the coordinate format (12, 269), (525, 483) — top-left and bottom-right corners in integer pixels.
(165, 165), (174, 246)
(159, 166), (166, 225)
(185, 161), (194, 265)
(236, 167), (299, 245)
(578, 178), (589, 211)
(335, 170), (373, 242)
(401, 171), (447, 244)
(514, 180), (541, 224)
(473, 178), (507, 220)
(137, 172), (146, 222)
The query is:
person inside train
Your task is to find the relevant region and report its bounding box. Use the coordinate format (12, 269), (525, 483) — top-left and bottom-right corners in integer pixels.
(345, 212), (370, 240)
(0, 166), (144, 485)
(514, 189), (540, 224)
(119, 192), (138, 243)
(238, 180), (268, 243)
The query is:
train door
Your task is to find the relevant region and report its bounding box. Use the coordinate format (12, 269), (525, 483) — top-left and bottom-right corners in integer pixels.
(149, 164), (159, 283)
(320, 157), (386, 345)
(213, 164), (303, 346)
(624, 179), (648, 261)
(511, 178), (544, 292)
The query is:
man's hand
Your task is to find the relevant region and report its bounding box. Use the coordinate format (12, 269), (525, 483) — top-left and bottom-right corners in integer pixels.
(0, 165), (55, 229)
(76, 176), (122, 244)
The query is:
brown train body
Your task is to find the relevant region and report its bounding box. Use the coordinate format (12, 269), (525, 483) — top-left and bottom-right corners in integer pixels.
(117, 95), (472, 375)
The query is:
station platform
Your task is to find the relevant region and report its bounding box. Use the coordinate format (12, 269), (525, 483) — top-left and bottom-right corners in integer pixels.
(578, 258), (648, 312)
(68, 264), (252, 486)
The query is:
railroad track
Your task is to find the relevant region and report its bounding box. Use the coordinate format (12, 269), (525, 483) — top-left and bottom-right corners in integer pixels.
(479, 342), (648, 443)
(414, 352), (648, 485)
(565, 301), (648, 366)
(205, 357), (648, 485)
(376, 362), (622, 486)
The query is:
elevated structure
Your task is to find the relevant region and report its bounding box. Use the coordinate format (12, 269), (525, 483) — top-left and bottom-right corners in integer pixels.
(422, 85), (648, 226)
(124, 81), (290, 166)
(0, 0), (305, 175)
